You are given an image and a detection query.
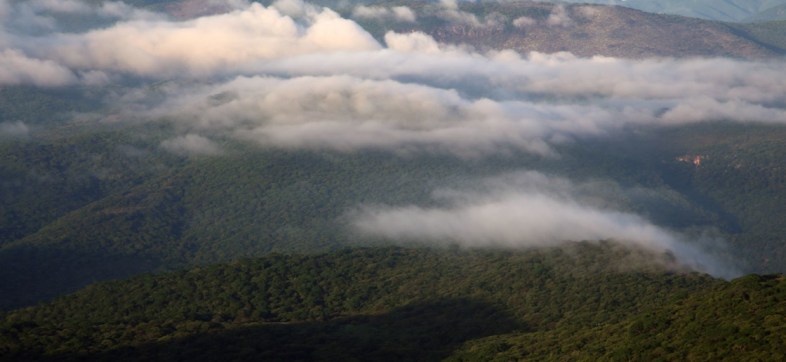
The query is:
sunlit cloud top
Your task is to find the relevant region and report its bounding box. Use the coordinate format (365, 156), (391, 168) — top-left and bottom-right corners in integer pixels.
(1, 0), (785, 157)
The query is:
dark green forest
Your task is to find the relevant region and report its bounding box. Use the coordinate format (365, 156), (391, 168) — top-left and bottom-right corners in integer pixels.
(2, 1), (786, 360)
(1, 246), (784, 361)
(3, 107), (786, 309)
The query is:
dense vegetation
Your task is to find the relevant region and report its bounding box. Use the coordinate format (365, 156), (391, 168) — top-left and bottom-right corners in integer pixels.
(1, 2), (786, 360)
(3, 114), (786, 309)
(1, 3), (785, 311)
(1, 245), (783, 361)
(449, 273), (786, 361)
(0, 245), (716, 360)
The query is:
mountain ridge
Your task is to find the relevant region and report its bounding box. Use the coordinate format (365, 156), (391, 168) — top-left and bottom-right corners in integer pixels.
(543, 0), (786, 22)
(352, 1), (786, 58)
(3, 246), (784, 361)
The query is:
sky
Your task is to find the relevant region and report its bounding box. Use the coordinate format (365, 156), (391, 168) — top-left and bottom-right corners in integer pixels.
(2, 0), (784, 277)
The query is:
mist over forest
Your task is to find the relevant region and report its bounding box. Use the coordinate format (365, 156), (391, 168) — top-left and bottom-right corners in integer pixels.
(1, 0), (786, 360)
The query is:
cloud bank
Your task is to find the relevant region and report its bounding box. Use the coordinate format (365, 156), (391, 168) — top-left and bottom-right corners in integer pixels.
(138, 46), (786, 156)
(30, 3), (380, 77)
(1, 1), (784, 158)
(1, 1), (381, 80)
(0, 0), (772, 276)
(26, 0), (776, 156)
(351, 172), (740, 278)
(0, 49), (77, 86)
(4, 0), (768, 156)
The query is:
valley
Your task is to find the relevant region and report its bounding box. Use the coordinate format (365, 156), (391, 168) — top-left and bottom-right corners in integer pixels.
(1, 0), (786, 360)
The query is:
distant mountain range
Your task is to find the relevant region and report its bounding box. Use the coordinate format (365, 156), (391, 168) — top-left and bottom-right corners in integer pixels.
(2, 1), (786, 359)
(353, 2), (786, 58)
(547, 0), (786, 22)
(126, 0), (786, 23)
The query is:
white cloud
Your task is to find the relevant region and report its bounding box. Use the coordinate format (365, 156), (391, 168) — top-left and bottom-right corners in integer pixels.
(147, 74), (617, 156)
(19, 3), (380, 77)
(3, 3), (58, 32)
(392, 6), (417, 22)
(0, 49), (77, 86)
(0, 2), (784, 157)
(547, 4), (573, 26)
(384, 31), (444, 54)
(512, 16), (536, 28)
(350, 172), (739, 278)
(0, 121), (30, 138)
(434, 0), (483, 27)
(138, 35), (786, 156)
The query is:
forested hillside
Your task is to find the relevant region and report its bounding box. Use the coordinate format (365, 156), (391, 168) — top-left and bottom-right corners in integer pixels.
(3, 117), (786, 309)
(449, 273), (786, 361)
(2, 246), (783, 361)
(1, 2), (786, 360)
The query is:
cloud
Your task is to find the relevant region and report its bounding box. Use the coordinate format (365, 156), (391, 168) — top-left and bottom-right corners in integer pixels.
(0, 0), (773, 277)
(1, 1), (58, 33)
(246, 37), (786, 107)
(0, 0), (9, 19)
(512, 16), (536, 28)
(434, 0), (484, 27)
(147, 74), (637, 156)
(352, 5), (416, 22)
(16, 2), (380, 77)
(547, 4), (573, 26)
(660, 97), (786, 125)
(160, 134), (222, 155)
(138, 38), (786, 156)
(1, 2), (785, 157)
(0, 49), (77, 86)
(350, 172), (739, 278)
(0, 121), (30, 138)
(391, 6), (418, 22)
(384, 31), (444, 54)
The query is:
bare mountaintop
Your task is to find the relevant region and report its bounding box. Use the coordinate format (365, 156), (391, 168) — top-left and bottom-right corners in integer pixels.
(373, 2), (785, 58)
